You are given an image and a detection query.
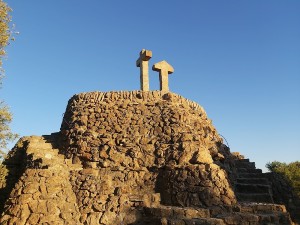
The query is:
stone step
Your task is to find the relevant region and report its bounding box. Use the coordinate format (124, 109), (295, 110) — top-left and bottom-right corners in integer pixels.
(143, 206), (210, 219)
(237, 193), (273, 203)
(234, 161), (256, 169)
(26, 137), (67, 168)
(235, 183), (271, 194)
(42, 133), (61, 147)
(210, 203), (287, 217)
(216, 212), (259, 224)
(216, 212), (292, 225)
(43, 132), (61, 141)
(164, 217), (225, 225)
(135, 217), (225, 225)
(234, 158), (250, 163)
(238, 172), (266, 179)
(239, 203), (287, 214)
(237, 178), (270, 185)
(237, 168), (262, 173)
(258, 212), (293, 225)
(27, 142), (55, 150)
(141, 205), (292, 225)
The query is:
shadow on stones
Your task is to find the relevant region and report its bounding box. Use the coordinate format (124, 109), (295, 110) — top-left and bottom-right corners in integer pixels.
(0, 138), (28, 215)
(93, 208), (153, 225)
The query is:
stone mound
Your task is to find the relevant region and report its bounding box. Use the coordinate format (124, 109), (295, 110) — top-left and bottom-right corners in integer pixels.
(0, 91), (296, 225)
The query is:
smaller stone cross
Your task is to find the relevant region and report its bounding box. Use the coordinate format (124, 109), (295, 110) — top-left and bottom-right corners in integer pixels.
(136, 49), (152, 91)
(152, 60), (174, 92)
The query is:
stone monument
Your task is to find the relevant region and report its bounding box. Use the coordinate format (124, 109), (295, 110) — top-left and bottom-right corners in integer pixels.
(136, 49), (174, 92)
(0, 50), (297, 225)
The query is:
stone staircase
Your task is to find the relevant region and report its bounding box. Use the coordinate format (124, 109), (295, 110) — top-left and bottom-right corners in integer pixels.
(23, 133), (82, 172)
(0, 134), (84, 225)
(234, 158), (274, 204)
(134, 203), (293, 225)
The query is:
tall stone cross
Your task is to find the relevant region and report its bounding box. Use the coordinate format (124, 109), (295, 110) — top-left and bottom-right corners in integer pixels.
(152, 60), (174, 92)
(136, 49), (152, 91)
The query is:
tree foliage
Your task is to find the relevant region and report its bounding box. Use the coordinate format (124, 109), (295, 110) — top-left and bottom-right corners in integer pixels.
(0, 0), (11, 67)
(0, 0), (17, 161)
(0, 102), (17, 160)
(266, 161), (300, 197)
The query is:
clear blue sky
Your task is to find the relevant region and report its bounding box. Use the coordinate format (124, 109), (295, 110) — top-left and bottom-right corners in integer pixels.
(2, 1), (300, 171)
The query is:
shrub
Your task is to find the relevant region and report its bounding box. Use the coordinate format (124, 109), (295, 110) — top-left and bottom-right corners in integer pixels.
(266, 161), (300, 197)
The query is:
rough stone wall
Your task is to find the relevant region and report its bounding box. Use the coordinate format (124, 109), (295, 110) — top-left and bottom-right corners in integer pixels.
(60, 91), (224, 168)
(69, 167), (162, 224)
(158, 164), (236, 207)
(59, 91), (237, 223)
(0, 137), (29, 215)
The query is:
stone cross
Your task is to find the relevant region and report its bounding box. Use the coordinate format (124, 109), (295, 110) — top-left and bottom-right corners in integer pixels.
(136, 49), (152, 91)
(152, 60), (174, 92)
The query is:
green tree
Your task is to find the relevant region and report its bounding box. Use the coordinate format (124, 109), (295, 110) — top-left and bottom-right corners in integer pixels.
(0, 0), (17, 161)
(0, 103), (17, 160)
(266, 161), (300, 197)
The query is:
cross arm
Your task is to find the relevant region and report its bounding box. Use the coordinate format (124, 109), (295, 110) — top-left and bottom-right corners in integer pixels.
(152, 60), (174, 74)
(136, 49), (152, 67)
